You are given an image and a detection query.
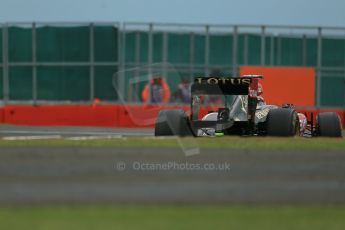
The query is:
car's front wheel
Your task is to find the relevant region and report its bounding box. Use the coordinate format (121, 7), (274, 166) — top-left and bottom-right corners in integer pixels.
(316, 112), (342, 137)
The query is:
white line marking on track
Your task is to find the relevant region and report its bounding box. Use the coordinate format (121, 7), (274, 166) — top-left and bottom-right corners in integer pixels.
(66, 135), (123, 140)
(143, 136), (177, 140)
(0, 130), (153, 137)
(2, 135), (62, 141)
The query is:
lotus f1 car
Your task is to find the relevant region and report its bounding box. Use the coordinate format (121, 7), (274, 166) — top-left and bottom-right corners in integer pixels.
(155, 75), (343, 137)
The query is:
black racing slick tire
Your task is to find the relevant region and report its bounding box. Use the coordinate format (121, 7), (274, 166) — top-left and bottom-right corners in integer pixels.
(316, 112), (342, 137)
(266, 108), (299, 136)
(154, 110), (193, 136)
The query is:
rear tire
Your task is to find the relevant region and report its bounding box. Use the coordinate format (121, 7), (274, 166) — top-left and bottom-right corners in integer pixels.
(154, 110), (193, 136)
(316, 112), (342, 137)
(266, 108), (299, 136)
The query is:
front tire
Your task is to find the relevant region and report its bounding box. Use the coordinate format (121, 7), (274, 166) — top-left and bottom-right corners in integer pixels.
(154, 110), (193, 136)
(316, 112), (342, 137)
(266, 108), (299, 136)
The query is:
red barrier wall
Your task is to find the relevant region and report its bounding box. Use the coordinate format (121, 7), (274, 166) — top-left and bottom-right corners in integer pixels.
(0, 107), (4, 123)
(3, 105), (120, 127)
(0, 105), (344, 128)
(1, 105), (190, 128)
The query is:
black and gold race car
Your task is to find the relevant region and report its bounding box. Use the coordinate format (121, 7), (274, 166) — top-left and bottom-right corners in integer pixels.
(154, 75), (342, 137)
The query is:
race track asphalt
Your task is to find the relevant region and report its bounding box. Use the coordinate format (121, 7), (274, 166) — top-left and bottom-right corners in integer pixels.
(0, 125), (153, 138)
(0, 146), (345, 204)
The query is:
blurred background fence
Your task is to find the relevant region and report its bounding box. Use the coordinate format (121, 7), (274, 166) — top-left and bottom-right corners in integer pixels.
(1, 22), (345, 107)
(1, 22), (120, 104)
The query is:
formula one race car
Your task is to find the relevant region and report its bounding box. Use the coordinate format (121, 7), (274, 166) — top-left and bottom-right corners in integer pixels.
(155, 75), (343, 137)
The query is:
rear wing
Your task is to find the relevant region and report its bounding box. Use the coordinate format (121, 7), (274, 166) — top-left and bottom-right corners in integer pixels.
(191, 75), (263, 96)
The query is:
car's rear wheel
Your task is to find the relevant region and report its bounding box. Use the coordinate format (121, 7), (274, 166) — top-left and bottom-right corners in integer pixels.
(154, 110), (193, 136)
(316, 112), (342, 137)
(266, 108), (299, 136)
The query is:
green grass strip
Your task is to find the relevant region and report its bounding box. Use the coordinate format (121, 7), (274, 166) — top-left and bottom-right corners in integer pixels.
(0, 204), (344, 230)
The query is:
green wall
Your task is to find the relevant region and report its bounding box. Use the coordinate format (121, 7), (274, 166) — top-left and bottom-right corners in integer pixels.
(3, 25), (119, 102)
